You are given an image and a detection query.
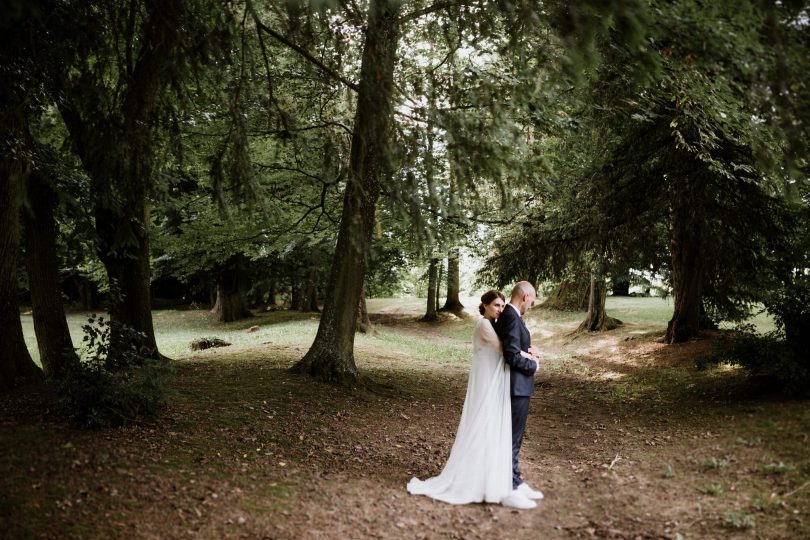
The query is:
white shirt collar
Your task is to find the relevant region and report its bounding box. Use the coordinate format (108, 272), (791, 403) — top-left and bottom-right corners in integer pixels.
(507, 303), (522, 317)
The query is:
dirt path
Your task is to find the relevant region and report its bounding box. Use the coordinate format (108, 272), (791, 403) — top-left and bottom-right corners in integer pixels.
(1, 309), (808, 539)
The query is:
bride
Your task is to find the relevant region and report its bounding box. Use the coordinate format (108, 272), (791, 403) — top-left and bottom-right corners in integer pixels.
(406, 290), (537, 509)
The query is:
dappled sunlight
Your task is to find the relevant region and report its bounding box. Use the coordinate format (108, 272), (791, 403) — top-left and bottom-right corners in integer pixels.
(598, 370), (628, 381)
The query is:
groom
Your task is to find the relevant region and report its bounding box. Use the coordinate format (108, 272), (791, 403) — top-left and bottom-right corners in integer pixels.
(495, 281), (544, 502)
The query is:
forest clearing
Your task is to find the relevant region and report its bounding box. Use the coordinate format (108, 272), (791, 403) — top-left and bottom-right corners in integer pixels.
(3, 298), (808, 539)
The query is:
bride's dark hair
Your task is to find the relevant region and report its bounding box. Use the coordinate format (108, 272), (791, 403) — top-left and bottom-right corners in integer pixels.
(479, 290), (505, 315)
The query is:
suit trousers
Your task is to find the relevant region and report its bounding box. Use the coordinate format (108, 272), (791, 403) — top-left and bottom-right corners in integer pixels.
(510, 395), (531, 489)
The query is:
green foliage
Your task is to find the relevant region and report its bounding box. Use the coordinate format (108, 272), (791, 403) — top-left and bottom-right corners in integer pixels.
(722, 508), (756, 530)
(722, 323), (809, 397)
(698, 483), (724, 497)
(759, 462), (795, 475)
(697, 457), (730, 470)
(55, 315), (173, 428)
(751, 493), (783, 513)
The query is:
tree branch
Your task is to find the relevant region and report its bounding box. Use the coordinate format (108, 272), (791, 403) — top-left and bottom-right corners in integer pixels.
(248, 8), (359, 93)
(400, 1), (458, 24)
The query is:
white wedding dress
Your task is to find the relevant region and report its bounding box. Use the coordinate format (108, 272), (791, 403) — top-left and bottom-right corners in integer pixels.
(406, 317), (512, 504)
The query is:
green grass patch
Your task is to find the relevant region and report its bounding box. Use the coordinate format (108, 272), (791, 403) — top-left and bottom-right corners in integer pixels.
(698, 483), (725, 497)
(722, 508), (756, 529)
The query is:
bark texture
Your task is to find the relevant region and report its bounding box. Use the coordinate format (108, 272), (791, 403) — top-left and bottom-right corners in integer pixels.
(292, 0), (401, 384)
(422, 258), (439, 322)
(439, 247), (465, 315)
(23, 170), (79, 377)
(576, 274), (622, 333)
(356, 285), (373, 334)
(666, 177), (706, 343)
(212, 256), (253, 323)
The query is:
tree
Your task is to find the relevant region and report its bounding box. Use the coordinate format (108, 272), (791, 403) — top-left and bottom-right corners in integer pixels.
(0, 108), (43, 389)
(292, 0), (402, 384)
(23, 163), (79, 376)
(50, 0), (235, 360)
(273, 0), (652, 382)
(439, 247), (465, 315)
(0, 2), (49, 388)
(210, 255), (253, 323)
(421, 257), (440, 322)
(484, 0), (805, 343)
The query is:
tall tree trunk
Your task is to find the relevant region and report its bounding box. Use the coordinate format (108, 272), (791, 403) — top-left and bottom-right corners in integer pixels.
(356, 284), (373, 334)
(292, 0), (401, 384)
(422, 258), (439, 322)
(440, 247), (465, 314)
(666, 177), (706, 343)
(23, 170), (78, 377)
(0, 107), (43, 389)
(212, 255), (253, 323)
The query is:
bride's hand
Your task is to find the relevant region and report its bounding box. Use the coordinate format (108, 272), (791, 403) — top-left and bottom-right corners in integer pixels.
(528, 346), (539, 359)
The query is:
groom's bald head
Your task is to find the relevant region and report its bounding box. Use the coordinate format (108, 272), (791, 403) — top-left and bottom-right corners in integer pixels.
(510, 281), (537, 315)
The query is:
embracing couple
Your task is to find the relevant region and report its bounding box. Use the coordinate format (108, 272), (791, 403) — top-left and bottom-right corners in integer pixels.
(407, 281), (544, 510)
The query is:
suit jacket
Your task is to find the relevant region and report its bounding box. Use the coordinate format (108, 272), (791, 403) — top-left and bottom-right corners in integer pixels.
(494, 304), (537, 397)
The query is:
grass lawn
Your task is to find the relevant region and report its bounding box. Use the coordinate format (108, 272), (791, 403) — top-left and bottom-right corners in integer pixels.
(4, 296), (806, 539)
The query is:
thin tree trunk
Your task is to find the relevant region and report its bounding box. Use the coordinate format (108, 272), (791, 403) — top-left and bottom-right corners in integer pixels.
(576, 274), (622, 333)
(666, 177), (706, 343)
(440, 247), (465, 314)
(268, 281), (277, 307)
(303, 267), (320, 312)
(422, 258), (439, 322)
(292, 0), (401, 385)
(435, 259), (443, 312)
(0, 107), (43, 389)
(290, 281), (303, 311)
(212, 256), (253, 323)
(356, 284), (373, 334)
(23, 170), (78, 377)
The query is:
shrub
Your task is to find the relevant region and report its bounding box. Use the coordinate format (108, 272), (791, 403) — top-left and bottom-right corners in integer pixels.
(722, 323), (809, 397)
(55, 315), (173, 428)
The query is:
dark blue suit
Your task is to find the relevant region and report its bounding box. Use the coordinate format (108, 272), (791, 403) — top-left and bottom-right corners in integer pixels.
(494, 304), (537, 488)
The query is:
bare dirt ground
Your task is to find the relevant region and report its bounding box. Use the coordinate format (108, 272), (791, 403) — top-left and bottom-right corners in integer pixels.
(1, 306), (808, 539)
